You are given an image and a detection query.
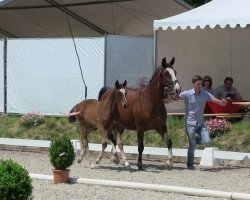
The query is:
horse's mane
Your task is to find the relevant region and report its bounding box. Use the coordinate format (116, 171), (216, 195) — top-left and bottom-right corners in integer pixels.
(148, 66), (161, 86)
(98, 86), (111, 100)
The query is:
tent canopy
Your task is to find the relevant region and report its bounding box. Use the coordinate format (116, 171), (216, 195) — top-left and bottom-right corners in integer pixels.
(0, 0), (188, 38)
(154, 0), (250, 30)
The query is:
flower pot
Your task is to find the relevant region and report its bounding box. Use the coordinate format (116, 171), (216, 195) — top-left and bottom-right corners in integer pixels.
(52, 169), (70, 184)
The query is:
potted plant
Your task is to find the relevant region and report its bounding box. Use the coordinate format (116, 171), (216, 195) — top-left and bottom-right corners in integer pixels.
(49, 135), (75, 184)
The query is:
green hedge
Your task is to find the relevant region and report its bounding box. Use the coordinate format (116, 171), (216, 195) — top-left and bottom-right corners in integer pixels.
(0, 159), (33, 200)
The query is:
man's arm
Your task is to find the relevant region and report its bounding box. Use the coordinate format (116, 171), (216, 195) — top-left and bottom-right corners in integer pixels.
(211, 97), (227, 106)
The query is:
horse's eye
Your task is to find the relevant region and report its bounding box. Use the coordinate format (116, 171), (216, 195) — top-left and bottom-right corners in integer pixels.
(165, 71), (171, 77)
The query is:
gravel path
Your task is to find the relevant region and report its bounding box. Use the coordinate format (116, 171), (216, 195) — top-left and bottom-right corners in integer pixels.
(0, 149), (249, 200)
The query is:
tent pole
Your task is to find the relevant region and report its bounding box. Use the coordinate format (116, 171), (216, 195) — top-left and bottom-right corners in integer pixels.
(229, 28), (232, 77)
(104, 34), (107, 86)
(153, 30), (157, 69)
(3, 37), (7, 115)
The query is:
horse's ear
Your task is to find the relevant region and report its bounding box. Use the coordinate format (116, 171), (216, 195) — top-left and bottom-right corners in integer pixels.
(115, 80), (120, 88)
(161, 57), (167, 68)
(169, 57), (175, 67)
(123, 80), (127, 87)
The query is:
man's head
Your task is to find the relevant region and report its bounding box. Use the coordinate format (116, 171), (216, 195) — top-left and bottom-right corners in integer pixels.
(192, 75), (203, 92)
(224, 77), (233, 90)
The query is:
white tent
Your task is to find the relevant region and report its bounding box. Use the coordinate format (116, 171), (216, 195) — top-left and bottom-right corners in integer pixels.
(154, 0), (250, 100)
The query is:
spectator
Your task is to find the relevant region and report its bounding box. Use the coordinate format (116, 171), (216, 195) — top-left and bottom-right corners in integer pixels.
(214, 77), (242, 100)
(179, 75), (227, 170)
(202, 75), (214, 95)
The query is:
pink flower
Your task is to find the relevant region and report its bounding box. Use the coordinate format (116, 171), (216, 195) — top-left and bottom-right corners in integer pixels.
(205, 118), (231, 138)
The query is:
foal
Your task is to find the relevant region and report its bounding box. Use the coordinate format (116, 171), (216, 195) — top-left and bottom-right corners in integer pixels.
(69, 80), (128, 168)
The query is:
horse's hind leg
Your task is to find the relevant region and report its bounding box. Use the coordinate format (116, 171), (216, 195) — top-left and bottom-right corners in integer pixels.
(107, 130), (120, 164)
(96, 126), (108, 164)
(78, 120), (95, 169)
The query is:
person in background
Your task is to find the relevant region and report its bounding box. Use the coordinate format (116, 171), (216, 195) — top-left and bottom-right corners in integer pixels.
(214, 77), (242, 100)
(202, 75), (214, 95)
(179, 75), (227, 170)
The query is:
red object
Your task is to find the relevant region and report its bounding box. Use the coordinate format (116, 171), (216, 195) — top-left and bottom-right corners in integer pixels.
(205, 101), (241, 113)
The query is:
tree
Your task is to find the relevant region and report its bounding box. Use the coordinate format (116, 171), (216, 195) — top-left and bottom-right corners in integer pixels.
(184, 0), (211, 7)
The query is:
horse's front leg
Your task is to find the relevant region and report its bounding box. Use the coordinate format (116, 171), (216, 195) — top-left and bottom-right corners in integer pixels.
(116, 130), (130, 167)
(158, 125), (173, 170)
(136, 128), (145, 170)
(165, 133), (173, 170)
(96, 126), (108, 164)
(107, 130), (120, 164)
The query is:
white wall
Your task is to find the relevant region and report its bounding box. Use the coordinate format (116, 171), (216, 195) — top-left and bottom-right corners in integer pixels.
(7, 38), (105, 115)
(106, 35), (154, 87)
(0, 39), (4, 113)
(156, 27), (250, 100)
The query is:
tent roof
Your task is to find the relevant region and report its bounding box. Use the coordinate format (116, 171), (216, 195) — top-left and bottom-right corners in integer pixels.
(154, 0), (250, 30)
(0, 0), (187, 38)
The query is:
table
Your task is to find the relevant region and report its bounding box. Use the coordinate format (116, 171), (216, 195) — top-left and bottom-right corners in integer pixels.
(232, 101), (250, 118)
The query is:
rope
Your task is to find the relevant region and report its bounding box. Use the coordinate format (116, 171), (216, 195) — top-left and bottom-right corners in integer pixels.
(63, 1), (87, 99)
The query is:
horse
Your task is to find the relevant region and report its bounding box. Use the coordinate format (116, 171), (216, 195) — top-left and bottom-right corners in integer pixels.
(69, 80), (128, 169)
(98, 57), (181, 170)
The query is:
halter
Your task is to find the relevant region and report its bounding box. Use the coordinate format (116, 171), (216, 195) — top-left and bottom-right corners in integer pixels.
(165, 80), (180, 92)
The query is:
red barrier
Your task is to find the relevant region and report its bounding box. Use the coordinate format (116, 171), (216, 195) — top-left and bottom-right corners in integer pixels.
(205, 100), (241, 114)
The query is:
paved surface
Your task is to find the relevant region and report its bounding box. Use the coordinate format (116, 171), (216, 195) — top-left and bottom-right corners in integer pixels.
(0, 150), (249, 200)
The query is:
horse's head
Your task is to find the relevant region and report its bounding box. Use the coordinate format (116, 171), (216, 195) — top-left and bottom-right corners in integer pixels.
(115, 80), (128, 108)
(160, 57), (181, 100)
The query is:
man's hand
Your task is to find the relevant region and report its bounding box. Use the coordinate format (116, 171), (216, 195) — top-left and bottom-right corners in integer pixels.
(220, 99), (227, 106)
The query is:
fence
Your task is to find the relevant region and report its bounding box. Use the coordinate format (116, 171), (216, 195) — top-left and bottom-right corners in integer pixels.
(0, 137), (249, 167)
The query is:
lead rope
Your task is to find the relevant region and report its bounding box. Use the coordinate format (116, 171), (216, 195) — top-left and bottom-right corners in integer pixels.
(63, 1), (87, 99)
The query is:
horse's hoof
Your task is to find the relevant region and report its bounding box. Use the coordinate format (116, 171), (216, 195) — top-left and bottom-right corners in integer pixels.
(78, 159), (82, 164)
(166, 164), (173, 170)
(111, 156), (120, 164)
(90, 163), (96, 169)
(124, 161), (130, 168)
(96, 160), (101, 164)
(125, 164), (131, 169)
(137, 163), (143, 170)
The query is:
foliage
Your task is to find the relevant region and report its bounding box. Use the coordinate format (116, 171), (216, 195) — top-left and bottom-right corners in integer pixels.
(20, 112), (44, 128)
(184, 0), (211, 7)
(206, 118), (231, 138)
(49, 135), (75, 170)
(0, 159), (33, 200)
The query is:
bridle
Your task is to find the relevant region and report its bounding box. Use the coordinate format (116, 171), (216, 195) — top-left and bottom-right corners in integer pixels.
(165, 80), (180, 92)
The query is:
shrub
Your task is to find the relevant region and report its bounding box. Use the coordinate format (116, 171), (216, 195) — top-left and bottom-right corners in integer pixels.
(20, 112), (44, 128)
(49, 135), (75, 170)
(206, 118), (231, 138)
(0, 159), (33, 200)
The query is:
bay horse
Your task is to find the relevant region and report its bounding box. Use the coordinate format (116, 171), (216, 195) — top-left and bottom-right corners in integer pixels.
(69, 80), (128, 169)
(98, 57), (181, 170)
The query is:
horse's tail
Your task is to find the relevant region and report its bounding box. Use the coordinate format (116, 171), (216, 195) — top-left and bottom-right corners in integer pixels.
(69, 106), (77, 123)
(98, 86), (111, 100)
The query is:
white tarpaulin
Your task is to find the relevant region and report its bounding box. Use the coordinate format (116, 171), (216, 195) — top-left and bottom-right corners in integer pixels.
(7, 38), (104, 115)
(106, 35), (153, 87)
(0, 39), (4, 112)
(154, 0), (250, 100)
